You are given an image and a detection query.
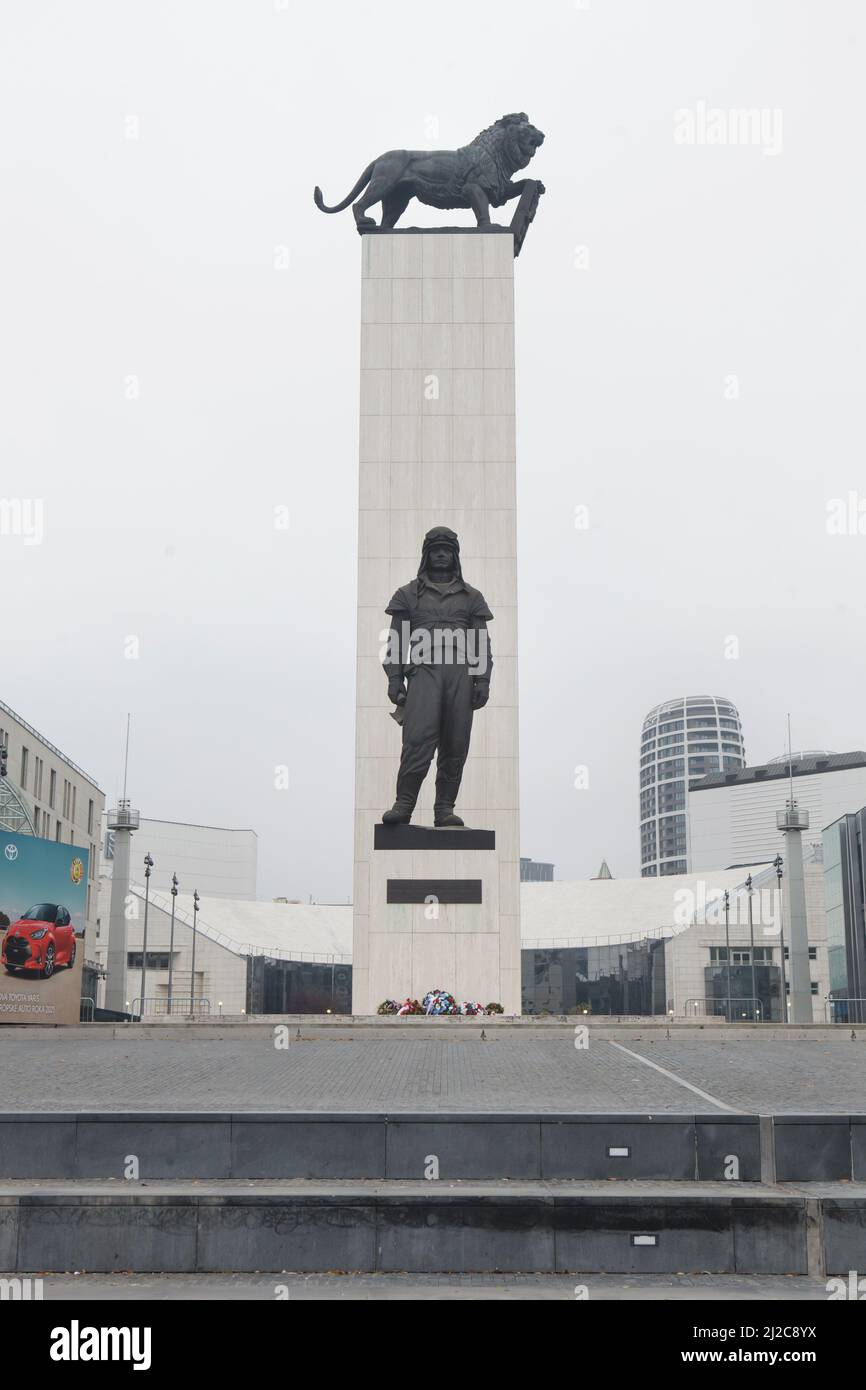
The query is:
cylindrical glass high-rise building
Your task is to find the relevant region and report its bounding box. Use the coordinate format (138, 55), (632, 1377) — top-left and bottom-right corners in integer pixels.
(639, 696), (746, 877)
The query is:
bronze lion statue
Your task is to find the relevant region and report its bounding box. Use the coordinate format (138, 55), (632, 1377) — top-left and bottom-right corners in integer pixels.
(314, 113), (545, 230)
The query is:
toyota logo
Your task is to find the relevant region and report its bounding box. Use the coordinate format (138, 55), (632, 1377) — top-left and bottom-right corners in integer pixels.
(4, 844), (18, 861)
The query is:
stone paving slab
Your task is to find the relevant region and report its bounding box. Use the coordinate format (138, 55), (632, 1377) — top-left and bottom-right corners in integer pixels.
(624, 1039), (866, 1114)
(21, 1271), (832, 1300)
(0, 1035), (864, 1113)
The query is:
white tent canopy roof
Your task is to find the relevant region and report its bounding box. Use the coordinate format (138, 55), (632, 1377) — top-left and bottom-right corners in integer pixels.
(119, 862), (775, 963)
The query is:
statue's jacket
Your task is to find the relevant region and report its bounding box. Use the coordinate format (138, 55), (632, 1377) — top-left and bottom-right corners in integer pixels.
(384, 577), (493, 682)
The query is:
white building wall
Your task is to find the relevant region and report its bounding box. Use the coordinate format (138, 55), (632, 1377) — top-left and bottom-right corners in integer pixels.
(688, 766), (866, 871)
(665, 862), (828, 1020)
(95, 879), (248, 1014)
(101, 816), (258, 902)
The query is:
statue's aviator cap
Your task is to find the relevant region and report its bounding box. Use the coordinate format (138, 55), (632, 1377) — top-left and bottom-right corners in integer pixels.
(418, 526), (462, 579)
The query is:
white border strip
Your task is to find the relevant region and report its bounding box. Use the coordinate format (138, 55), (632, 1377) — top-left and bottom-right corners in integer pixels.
(608, 1041), (739, 1113)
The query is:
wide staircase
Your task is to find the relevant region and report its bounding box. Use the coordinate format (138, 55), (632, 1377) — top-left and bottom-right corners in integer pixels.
(1, 1110), (863, 1275)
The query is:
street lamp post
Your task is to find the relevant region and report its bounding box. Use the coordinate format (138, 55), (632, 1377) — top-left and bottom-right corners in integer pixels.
(774, 854), (788, 1022)
(167, 873), (178, 1016)
(189, 889), (200, 1018)
(723, 889), (732, 1023)
(140, 853), (153, 1017)
(746, 874), (758, 1023)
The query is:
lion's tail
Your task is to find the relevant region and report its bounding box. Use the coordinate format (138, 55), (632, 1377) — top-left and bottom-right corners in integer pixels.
(314, 164), (375, 214)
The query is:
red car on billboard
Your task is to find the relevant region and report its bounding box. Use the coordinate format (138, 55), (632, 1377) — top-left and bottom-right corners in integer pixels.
(2, 903), (77, 978)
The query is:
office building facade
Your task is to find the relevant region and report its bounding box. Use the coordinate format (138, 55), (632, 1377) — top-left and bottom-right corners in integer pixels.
(823, 806), (866, 1022)
(521, 858), (827, 1021)
(520, 857), (555, 882)
(0, 698), (103, 948)
(640, 696), (746, 877)
(689, 751), (866, 872)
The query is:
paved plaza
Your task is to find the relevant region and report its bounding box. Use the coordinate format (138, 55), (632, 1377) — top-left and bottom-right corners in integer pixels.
(1, 1033), (864, 1113)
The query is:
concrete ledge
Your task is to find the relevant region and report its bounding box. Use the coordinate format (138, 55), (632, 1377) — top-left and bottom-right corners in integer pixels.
(0, 1183), (851, 1274)
(0, 1119), (77, 1179)
(387, 1119), (540, 1180)
(5, 1018), (863, 1041)
(697, 1118), (763, 1183)
(76, 1119), (232, 1180)
(774, 1117), (854, 1181)
(231, 1119), (385, 1180)
(0, 1113), (855, 1183)
(822, 1200), (866, 1275)
(543, 1117), (696, 1181)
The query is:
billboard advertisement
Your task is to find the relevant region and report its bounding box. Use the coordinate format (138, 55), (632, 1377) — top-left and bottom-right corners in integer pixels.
(0, 830), (88, 1025)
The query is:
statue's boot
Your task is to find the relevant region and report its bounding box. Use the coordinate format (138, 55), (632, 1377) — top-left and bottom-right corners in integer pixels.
(386, 739), (430, 825)
(434, 755), (466, 828)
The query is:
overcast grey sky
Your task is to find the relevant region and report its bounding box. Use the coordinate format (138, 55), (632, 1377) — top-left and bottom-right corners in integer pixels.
(2, 0), (864, 901)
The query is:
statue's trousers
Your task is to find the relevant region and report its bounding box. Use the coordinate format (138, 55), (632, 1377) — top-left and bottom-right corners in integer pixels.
(395, 662), (474, 813)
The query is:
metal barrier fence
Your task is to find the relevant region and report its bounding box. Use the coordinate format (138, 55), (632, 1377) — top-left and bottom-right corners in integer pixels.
(130, 997), (212, 1018)
(683, 996), (765, 1022)
(79, 997), (95, 1022)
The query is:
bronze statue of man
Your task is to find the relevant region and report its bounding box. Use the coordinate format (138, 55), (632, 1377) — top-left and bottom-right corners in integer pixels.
(382, 527), (492, 827)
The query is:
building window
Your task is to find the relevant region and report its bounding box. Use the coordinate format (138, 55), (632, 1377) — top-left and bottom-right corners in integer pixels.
(127, 952), (172, 971)
(49, 770), (57, 809)
(88, 799), (94, 835)
(55, 820), (62, 841)
(20, 747), (29, 789)
(710, 946), (773, 963)
(783, 946), (817, 961)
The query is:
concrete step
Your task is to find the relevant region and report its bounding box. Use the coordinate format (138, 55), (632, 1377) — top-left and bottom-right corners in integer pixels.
(1, 1110), (862, 1183)
(0, 1177), (862, 1275)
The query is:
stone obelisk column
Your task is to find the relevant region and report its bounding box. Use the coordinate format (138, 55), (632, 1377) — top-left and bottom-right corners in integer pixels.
(352, 229), (521, 1015)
